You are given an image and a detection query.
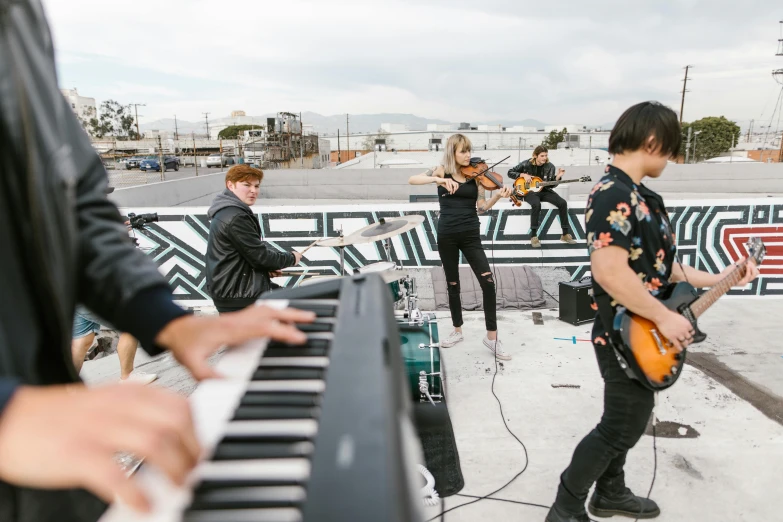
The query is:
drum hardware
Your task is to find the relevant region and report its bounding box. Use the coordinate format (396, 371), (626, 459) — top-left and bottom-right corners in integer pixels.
(418, 373), (437, 406)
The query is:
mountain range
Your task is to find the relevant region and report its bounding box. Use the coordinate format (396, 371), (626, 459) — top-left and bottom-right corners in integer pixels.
(139, 112), (562, 135)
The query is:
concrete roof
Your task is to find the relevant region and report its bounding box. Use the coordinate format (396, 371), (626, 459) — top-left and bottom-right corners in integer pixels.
(81, 300), (783, 521)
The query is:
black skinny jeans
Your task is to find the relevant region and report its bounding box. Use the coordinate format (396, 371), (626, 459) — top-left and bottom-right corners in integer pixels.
(554, 341), (654, 514)
(523, 189), (570, 235)
(436, 230), (497, 331)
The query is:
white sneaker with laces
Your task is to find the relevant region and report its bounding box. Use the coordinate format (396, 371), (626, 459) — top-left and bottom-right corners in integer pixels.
(439, 330), (464, 348)
(120, 372), (158, 385)
(483, 337), (512, 360)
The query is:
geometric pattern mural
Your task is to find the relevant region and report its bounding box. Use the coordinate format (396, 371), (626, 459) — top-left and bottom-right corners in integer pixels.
(123, 200), (783, 307)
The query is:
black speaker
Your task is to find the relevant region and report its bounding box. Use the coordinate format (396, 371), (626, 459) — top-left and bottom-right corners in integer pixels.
(558, 278), (595, 325)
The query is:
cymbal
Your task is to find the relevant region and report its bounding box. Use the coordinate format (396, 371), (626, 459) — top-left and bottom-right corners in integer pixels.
(343, 215), (424, 245)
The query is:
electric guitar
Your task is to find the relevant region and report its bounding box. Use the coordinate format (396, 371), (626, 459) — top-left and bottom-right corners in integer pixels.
(610, 237), (766, 391)
(513, 175), (592, 196)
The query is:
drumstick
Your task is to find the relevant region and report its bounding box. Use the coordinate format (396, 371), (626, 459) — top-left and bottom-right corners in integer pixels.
(297, 236), (333, 256)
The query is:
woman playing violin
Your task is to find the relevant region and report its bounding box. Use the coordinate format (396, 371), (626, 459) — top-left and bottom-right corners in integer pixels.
(408, 133), (512, 360)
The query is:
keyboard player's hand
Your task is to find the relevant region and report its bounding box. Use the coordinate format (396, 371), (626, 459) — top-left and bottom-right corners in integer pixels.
(155, 306), (317, 380)
(0, 383), (199, 513)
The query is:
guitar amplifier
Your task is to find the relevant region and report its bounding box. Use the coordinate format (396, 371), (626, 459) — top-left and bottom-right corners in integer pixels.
(558, 278), (595, 325)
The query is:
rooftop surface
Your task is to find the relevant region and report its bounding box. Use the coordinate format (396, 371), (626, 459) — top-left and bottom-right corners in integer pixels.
(82, 299), (783, 521)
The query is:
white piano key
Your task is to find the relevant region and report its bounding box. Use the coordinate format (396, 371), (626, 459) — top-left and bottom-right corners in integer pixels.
(224, 419), (319, 439)
(246, 380), (326, 394)
(196, 458), (311, 483)
(257, 357), (330, 368)
(184, 508), (302, 522)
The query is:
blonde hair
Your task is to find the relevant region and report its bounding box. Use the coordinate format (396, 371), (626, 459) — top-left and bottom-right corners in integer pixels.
(442, 134), (472, 176)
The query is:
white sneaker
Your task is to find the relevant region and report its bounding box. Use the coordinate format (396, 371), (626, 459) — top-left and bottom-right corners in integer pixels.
(439, 330), (464, 348)
(483, 337), (512, 360)
(120, 372), (158, 385)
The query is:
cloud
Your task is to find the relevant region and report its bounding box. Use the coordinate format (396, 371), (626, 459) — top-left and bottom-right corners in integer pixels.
(41, 0), (783, 126)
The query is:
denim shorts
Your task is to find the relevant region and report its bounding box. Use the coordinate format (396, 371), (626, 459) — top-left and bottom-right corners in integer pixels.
(72, 306), (102, 339)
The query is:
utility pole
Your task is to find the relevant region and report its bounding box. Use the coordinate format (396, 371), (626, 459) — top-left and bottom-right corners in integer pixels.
(346, 114), (350, 161)
(130, 103), (145, 139)
(203, 112), (211, 139)
(518, 137), (522, 162)
(337, 129), (341, 163)
(300, 112), (304, 167)
(157, 135), (164, 181)
(746, 119), (754, 142)
(174, 114), (179, 140)
(588, 135), (592, 166)
(684, 127), (692, 163)
(679, 65), (692, 125)
(193, 132), (198, 176)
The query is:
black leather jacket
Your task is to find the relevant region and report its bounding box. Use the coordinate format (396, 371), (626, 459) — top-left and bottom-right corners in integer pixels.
(0, 0), (186, 409)
(205, 190), (296, 307)
(507, 158), (558, 188)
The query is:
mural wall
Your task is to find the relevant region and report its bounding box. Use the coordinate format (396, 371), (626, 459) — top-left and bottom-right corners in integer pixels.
(124, 200), (783, 307)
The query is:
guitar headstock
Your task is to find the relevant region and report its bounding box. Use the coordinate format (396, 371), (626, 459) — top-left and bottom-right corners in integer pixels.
(580, 176), (592, 182)
(745, 237), (766, 265)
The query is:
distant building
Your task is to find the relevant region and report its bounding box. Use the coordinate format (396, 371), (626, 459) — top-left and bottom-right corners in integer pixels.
(231, 110), (246, 118)
(426, 123), (456, 132)
(545, 124), (587, 133)
(381, 123), (409, 133)
(61, 88), (96, 121)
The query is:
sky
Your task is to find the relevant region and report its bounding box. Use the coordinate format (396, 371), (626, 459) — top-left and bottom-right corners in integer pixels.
(42, 0), (783, 128)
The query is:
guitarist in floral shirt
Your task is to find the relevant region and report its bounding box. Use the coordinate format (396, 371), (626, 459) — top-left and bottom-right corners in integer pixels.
(545, 102), (759, 522)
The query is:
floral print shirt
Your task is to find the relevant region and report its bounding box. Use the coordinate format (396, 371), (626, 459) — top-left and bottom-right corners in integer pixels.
(586, 165), (677, 345)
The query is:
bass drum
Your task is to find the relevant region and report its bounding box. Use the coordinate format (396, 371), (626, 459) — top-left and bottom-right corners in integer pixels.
(358, 262), (403, 301)
(396, 313), (444, 404)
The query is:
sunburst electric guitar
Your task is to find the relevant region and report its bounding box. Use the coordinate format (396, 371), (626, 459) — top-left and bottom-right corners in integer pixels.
(610, 237), (766, 391)
(513, 175), (592, 196)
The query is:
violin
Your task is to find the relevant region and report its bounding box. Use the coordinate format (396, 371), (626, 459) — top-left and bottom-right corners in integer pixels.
(460, 156), (521, 207)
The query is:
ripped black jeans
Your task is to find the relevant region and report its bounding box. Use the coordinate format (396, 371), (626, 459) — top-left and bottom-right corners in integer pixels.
(436, 230), (497, 331)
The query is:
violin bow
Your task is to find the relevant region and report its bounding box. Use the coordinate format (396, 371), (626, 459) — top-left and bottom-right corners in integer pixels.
(474, 155), (511, 190)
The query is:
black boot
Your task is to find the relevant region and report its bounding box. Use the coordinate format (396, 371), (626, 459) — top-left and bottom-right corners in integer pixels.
(545, 504), (590, 522)
(588, 488), (660, 519)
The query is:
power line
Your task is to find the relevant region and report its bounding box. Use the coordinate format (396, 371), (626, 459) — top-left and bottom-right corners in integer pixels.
(203, 112), (211, 139)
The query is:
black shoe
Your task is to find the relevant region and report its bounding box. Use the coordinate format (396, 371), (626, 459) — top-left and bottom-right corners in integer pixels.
(588, 488), (660, 519)
(545, 504), (590, 522)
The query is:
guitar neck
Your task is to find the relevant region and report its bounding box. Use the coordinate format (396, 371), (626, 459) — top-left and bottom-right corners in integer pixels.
(690, 262), (748, 318)
(541, 178), (584, 187)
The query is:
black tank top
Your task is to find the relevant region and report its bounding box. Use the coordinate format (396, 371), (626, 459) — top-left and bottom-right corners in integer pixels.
(437, 174), (479, 234)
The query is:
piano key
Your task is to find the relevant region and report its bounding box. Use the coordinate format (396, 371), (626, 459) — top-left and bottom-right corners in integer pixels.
(224, 419), (319, 438)
(189, 485), (306, 510)
(258, 357), (329, 368)
(246, 380), (325, 394)
(295, 319), (336, 333)
(240, 392), (320, 407)
(264, 346), (328, 358)
(212, 441), (314, 461)
(183, 507), (302, 522)
(252, 368), (325, 381)
(286, 299), (339, 317)
(196, 458), (310, 484)
(233, 405), (319, 420)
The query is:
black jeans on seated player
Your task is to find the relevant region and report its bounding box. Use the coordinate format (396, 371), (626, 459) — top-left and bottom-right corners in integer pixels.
(553, 340), (655, 514)
(436, 230), (497, 332)
(523, 189), (570, 236)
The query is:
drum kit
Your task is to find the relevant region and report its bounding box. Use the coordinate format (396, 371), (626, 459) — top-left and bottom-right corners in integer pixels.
(283, 215), (444, 406)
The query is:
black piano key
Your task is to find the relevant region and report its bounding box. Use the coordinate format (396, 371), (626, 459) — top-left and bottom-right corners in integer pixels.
(240, 392), (320, 407)
(252, 368), (325, 381)
(212, 441), (314, 460)
(233, 405), (319, 421)
(295, 321), (334, 333)
(289, 302), (337, 318)
(189, 485), (306, 510)
(264, 345), (328, 358)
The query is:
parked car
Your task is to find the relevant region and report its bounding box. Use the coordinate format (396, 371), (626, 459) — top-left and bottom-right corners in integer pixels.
(140, 155), (179, 172)
(206, 154), (229, 168)
(125, 156), (143, 169)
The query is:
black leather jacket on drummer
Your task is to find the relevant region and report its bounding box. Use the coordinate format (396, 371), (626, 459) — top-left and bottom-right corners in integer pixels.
(205, 189), (296, 307)
(507, 158), (558, 189)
